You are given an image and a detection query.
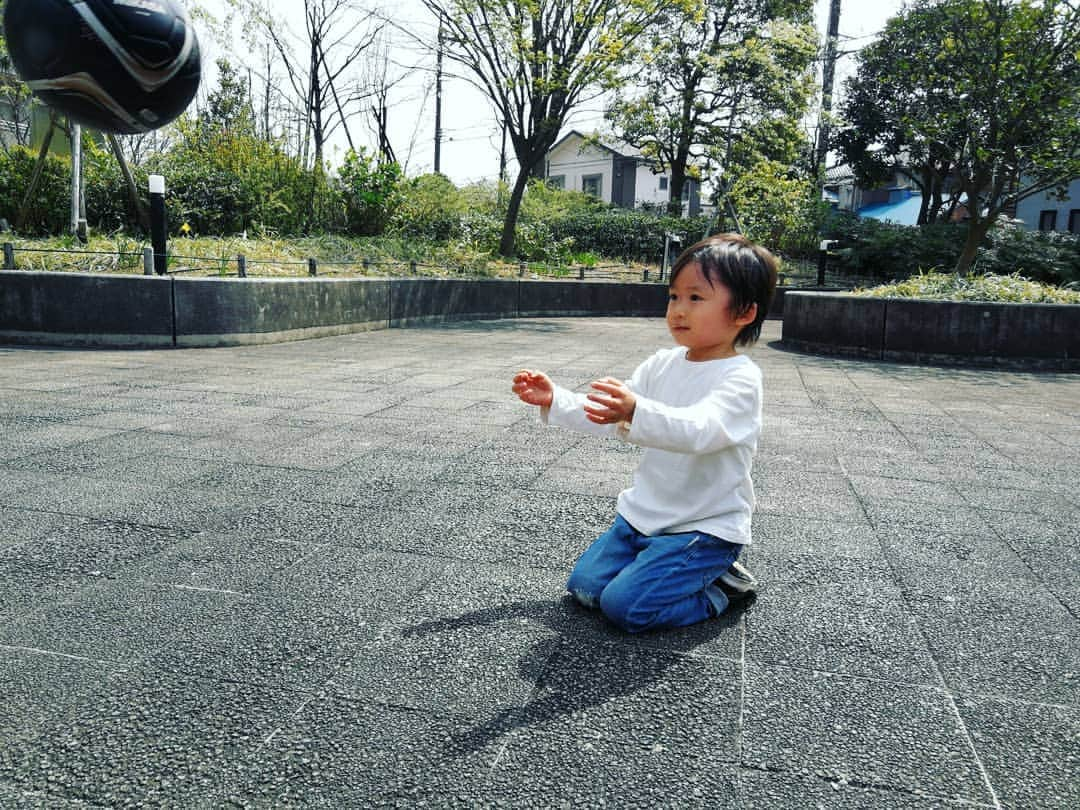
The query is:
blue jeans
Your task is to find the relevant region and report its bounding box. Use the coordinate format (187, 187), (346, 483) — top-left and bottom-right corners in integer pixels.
(566, 514), (743, 633)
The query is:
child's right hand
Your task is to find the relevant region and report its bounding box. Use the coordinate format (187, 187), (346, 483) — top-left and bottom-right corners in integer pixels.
(512, 369), (554, 408)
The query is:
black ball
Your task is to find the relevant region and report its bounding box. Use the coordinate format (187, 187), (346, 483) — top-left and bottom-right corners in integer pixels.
(3, 0), (201, 134)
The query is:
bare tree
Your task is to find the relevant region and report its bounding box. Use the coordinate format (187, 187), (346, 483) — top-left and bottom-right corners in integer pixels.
(244, 0), (385, 170)
(420, 0), (688, 256)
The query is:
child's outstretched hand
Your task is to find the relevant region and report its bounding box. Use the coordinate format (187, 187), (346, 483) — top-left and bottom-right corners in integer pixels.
(512, 369), (554, 408)
(585, 377), (636, 425)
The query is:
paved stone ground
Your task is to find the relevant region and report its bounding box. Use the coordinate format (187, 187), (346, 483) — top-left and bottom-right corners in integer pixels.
(0, 318), (1077, 809)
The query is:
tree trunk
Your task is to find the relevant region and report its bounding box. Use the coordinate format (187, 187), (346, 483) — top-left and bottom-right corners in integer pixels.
(15, 114), (57, 232)
(108, 134), (150, 232)
(955, 217), (993, 274)
(499, 168), (532, 257)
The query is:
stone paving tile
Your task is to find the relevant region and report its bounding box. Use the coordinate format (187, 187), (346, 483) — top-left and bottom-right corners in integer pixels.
(904, 587), (1079, 707)
(0, 579), (236, 665)
(121, 531), (315, 594)
(741, 665), (993, 804)
(734, 768), (988, 808)
(956, 696), (1080, 809)
(224, 695), (504, 808)
(1, 666), (288, 808)
(744, 581), (939, 684)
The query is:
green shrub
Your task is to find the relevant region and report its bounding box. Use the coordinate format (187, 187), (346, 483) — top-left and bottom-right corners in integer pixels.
(546, 210), (712, 262)
(0, 145), (70, 235)
(391, 173), (466, 241)
(823, 213), (965, 280)
(83, 139), (148, 233)
(727, 160), (823, 257)
(856, 271), (1080, 303)
(336, 148), (402, 237)
(978, 224), (1080, 286)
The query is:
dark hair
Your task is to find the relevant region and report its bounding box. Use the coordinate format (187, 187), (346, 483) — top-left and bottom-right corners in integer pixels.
(668, 233), (779, 346)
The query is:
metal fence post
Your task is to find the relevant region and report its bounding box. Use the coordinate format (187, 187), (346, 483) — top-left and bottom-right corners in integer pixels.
(142, 247), (154, 275)
(518, 261), (527, 277)
(362, 258), (370, 273)
(643, 269), (649, 282)
(2, 242), (14, 270)
(308, 258), (317, 276)
(578, 266), (585, 280)
(410, 260), (417, 274)
(237, 254), (247, 278)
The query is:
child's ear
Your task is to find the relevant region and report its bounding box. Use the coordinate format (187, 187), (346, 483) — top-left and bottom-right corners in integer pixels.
(734, 302), (758, 326)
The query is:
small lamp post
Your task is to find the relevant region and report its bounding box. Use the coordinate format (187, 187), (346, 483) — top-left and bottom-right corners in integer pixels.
(149, 174), (168, 275)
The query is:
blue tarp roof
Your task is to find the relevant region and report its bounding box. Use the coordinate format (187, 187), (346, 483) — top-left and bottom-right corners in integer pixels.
(858, 194), (922, 226)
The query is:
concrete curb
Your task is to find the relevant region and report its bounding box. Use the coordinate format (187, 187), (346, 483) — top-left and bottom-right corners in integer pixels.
(781, 290), (1080, 371)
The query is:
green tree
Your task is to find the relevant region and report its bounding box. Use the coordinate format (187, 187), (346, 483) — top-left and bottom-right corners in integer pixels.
(203, 59), (257, 137)
(0, 0), (34, 151)
(606, 0), (817, 216)
(728, 158), (819, 254)
(421, 0), (693, 256)
(835, 0), (1080, 274)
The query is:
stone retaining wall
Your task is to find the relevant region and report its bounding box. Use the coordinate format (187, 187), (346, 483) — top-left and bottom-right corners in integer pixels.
(0, 271), (669, 348)
(782, 290), (1080, 370)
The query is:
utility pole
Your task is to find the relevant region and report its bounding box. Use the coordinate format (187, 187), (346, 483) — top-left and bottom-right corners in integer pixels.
(434, 23), (443, 174)
(815, 0), (842, 180)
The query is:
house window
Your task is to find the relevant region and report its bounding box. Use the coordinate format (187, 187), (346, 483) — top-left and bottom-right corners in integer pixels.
(582, 174), (602, 198)
(548, 175), (565, 190)
(1039, 210), (1057, 231)
(658, 177), (668, 191)
(1069, 210), (1080, 234)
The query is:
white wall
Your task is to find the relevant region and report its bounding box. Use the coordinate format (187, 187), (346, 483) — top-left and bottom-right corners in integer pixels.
(547, 138), (612, 200)
(1015, 179), (1080, 232)
(634, 165), (669, 207)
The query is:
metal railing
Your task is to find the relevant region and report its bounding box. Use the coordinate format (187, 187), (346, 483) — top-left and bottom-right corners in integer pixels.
(0, 242), (666, 283)
(0, 242), (877, 289)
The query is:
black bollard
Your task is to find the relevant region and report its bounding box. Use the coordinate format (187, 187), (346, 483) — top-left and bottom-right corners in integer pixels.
(149, 175), (167, 275)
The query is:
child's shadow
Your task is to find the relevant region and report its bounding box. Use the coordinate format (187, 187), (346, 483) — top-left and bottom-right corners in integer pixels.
(400, 595), (747, 756)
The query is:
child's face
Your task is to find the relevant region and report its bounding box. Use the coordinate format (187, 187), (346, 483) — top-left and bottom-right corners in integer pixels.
(666, 263), (756, 361)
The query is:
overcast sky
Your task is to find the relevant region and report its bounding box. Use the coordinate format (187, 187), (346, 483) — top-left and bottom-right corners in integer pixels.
(195, 0), (906, 185)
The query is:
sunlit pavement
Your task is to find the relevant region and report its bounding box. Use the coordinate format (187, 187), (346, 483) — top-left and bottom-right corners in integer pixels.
(1, 318), (1076, 808)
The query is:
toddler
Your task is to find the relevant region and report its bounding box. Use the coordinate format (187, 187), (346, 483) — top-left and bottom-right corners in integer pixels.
(512, 233), (777, 632)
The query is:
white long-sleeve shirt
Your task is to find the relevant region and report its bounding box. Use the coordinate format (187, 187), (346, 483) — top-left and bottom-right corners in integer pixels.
(542, 346), (762, 544)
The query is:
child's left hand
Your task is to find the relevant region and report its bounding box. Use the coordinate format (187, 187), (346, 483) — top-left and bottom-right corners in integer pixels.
(585, 377), (636, 424)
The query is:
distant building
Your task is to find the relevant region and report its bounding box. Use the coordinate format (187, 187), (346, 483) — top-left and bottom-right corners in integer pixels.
(1015, 179), (1080, 234)
(824, 164), (925, 226)
(544, 130), (702, 217)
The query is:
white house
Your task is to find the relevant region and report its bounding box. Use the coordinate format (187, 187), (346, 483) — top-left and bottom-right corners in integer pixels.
(1015, 179), (1080, 233)
(544, 130), (702, 216)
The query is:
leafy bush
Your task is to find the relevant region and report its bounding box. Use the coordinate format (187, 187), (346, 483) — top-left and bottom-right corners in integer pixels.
(0, 145), (70, 234)
(141, 120), (334, 236)
(390, 173), (466, 241)
(727, 160), (823, 257)
(822, 212), (1080, 286)
(83, 138), (148, 233)
(337, 148), (402, 237)
(519, 178), (607, 220)
(978, 224), (1080, 286)
(546, 210), (712, 262)
(856, 271), (1080, 303)
(823, 213), (965, 280)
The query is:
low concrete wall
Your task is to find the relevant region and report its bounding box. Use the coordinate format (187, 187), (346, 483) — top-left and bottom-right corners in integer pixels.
(0, 271), (175, 348)
(0, 271), (669, 348)
(782, 291), (1080, 370)
(174, 277), (391, 347)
